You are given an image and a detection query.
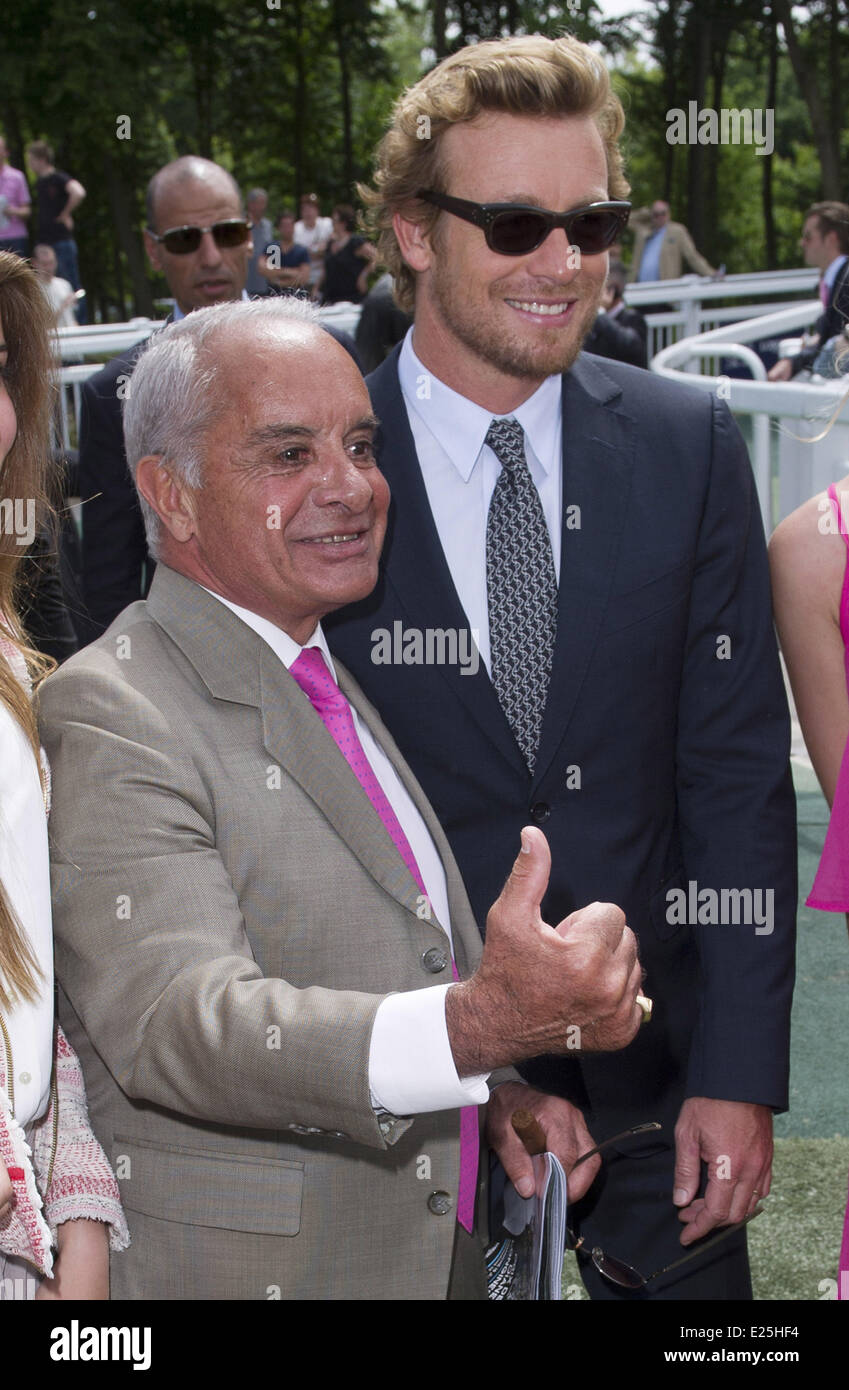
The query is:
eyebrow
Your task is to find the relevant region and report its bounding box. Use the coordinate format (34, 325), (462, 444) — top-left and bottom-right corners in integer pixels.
(495, 193), (608, 208)
(246, 414), (379, 447)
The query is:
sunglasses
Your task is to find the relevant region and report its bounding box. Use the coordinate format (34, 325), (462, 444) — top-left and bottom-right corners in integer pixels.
(147, 219), (252, 256)
(417, 190), (630, 257)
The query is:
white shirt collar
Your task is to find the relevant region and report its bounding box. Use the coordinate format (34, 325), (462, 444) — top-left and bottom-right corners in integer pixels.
(398, 328), (562, 482)
(199, 586), (337, 678)
(822, 254), (848, 291)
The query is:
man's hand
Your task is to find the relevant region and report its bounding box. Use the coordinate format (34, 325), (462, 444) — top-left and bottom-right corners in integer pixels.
(35, 1219), (109, 1300)
(673, 1097), (772, 1246)
(768, 358), (793, 382)
(447, 827), (643, 1074)
(0, 1157), (14, 1223)
(486, 1082), (601, 1201)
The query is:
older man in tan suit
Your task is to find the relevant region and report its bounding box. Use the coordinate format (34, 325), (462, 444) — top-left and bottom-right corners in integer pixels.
(629, 201), (716, 282)
(39, 298), (643, 1300)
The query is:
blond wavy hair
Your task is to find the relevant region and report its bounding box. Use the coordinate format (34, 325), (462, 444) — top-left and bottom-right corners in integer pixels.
(360, 33), (630, 313)
(0, 251), (57, 1009)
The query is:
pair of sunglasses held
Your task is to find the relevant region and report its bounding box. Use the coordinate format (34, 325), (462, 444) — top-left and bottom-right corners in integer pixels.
(513, 1112), (762, 1293)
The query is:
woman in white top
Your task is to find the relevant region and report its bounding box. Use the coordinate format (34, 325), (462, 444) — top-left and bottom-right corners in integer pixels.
(0, 251), (127, 1299)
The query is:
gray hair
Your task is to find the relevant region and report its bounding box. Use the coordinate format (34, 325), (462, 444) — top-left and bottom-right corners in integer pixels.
(123, 296), (319, 558)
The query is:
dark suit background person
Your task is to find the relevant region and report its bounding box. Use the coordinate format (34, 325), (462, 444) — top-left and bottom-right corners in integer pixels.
(584, 262), (648, 369)
(39, 297), (644, 1300)
(76, 157), (252, 644)
(768, 201), (849, 382)
(327, 33), (796, 1300)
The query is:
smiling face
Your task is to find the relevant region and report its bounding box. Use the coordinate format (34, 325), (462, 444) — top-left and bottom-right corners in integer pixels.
(401, 112), (610, 412)
(148, 324), (389, 642)
(145, 170), (251, 315)
(0, 312), (17, 468)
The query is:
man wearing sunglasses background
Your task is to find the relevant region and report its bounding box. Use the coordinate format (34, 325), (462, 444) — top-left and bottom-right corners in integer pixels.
(77, 155), (253, 642)
(327, 33), (796, 1301)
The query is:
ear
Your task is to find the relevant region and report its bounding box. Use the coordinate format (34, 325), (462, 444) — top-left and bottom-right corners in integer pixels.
(135, 456), (198, 545)
(144, 228), (164, 274)
(392, 209), (435, 275)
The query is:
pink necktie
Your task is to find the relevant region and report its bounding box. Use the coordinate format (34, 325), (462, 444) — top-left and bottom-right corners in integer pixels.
(289, 646), (479, 1232)
(820, 279), (830, 308)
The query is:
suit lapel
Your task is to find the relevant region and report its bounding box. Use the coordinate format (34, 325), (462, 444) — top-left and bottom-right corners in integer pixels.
(533, 356), (636, 789)
(369, 352), (527, 778)
(146, 565), (445, 926)
(339, 663), (481, 973)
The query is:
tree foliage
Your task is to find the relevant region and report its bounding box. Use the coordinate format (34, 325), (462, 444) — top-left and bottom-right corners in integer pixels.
(0, 0), (844, 318)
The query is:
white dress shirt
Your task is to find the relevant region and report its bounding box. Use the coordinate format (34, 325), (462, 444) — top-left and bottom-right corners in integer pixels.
(398, 329), (563, 673)
(0, 704), (54, 1129)
(202, 590), (490, 1116)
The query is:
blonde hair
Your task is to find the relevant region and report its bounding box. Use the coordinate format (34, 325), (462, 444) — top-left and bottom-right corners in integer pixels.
(0, 251), (57, 1009)
(360, 33), (630, 313)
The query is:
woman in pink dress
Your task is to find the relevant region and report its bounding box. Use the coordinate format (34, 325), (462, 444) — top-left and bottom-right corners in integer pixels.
(770, 468), (849, 1299)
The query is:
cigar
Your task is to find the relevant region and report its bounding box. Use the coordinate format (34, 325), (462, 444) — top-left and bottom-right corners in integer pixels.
(511, 1108), (547, 1156)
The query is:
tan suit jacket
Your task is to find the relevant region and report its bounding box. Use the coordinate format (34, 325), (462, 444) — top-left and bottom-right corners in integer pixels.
(628, 210), (715, 281)
(39, 565), (498, 1300)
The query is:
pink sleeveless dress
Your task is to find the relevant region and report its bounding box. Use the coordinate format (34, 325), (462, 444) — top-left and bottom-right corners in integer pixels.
(804, 483), (849, 1297)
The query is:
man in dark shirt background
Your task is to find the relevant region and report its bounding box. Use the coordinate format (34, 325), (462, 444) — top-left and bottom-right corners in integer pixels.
(27, 141), (86, 307)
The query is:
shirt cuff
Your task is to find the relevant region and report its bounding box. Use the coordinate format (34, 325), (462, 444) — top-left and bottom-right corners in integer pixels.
(369, 984), (490, 1115)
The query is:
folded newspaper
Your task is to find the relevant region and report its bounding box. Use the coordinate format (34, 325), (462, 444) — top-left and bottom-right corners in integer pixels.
(486, 1113), (568, 1300)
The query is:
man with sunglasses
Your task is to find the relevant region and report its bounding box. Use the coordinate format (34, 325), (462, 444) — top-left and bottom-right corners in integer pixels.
(327, 33), (796, 1301)
(76, 156), (253, 642)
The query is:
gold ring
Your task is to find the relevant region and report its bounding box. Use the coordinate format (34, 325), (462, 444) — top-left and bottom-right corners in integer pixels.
(636, 993), (653, 1025)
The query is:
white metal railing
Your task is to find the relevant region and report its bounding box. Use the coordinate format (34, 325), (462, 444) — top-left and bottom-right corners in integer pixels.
(54, 273), (827, 473)
(651, 301), (849, 533)
(626, 267), (820, 362)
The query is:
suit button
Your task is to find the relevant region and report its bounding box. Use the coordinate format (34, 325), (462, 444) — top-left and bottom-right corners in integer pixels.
(427, 1190), (453, 1216)
(530, 802), (551, 823)
(421, 947), (449, 973)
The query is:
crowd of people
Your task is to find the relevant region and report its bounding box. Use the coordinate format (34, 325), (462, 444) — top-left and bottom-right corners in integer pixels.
(0, 29), (847, 1305)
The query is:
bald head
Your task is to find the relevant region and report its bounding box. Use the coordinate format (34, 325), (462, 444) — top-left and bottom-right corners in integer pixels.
(145, 156), (244, 231)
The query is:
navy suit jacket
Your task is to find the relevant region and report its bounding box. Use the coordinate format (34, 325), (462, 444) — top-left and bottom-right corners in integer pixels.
(327, 348), (797, 1122)
(793, 257), (849, 376)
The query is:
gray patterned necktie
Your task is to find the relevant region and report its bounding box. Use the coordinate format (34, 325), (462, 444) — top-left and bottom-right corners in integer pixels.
(485, 417), (558, 774)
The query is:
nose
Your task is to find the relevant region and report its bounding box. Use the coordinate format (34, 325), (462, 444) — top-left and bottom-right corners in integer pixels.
(524, 226), (583, 281)
(197, 229), (224, 266)
(312, 451), (375, 512)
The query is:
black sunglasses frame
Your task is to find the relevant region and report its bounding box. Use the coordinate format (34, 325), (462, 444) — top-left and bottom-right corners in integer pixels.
(417, 190), (631, 256)
(147, 218), (253, 256)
